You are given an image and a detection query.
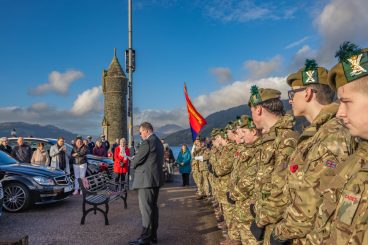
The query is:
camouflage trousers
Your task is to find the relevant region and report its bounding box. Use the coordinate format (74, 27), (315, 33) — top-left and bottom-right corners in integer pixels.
(197, 170), (211, 196)
(220, 197), (241, 241)
(192, 169), (201, 194)
(234, 201), (257, 244)
(263, 224), (275, 245)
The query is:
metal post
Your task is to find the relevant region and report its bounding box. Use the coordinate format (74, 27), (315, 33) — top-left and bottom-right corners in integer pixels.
(127, 0), (134, 149)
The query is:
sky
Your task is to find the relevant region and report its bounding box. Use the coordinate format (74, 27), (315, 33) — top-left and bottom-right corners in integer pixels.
(0, 0), (368, 135)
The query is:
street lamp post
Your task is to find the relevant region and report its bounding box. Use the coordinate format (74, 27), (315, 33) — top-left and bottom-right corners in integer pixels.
(126, 0), (135, 150)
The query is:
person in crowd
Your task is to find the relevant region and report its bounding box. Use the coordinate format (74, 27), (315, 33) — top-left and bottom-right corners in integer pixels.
(176, 144), (192, 186)
(11, 137), (32, 163)
(82, 139), (90, 153)
(100, 134), (110, 152)
(163, 143), (175, 182)
(113, 138), (130, 183)
(93, 139), (107, 157)
(31, 142), (50, 166)
(87, 136), (95, 154)
(50, 137), (70, 173)
(111, 138), (119, 160)
(129, 122), (164, 245)
(70, 139), (75, 146)
(71, 138), (88, 195)
(0, 137), (12, 154)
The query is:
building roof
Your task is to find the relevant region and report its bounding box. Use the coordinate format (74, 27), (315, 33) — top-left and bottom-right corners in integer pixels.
(107, 48), (126, 78)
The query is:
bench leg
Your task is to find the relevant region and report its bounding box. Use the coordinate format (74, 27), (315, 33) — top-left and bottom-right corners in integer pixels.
(104, 202), (109, 225)
(81, 201), (87, 225)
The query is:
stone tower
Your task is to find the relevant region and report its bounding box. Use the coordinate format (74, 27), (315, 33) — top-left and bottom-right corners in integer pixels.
(102, 48), (128, 144)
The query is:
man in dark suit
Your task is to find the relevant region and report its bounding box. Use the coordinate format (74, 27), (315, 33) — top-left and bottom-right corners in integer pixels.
(129, 122), (164, 245)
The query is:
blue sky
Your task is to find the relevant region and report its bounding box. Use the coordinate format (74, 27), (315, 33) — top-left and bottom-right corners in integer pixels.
(0, 0), (367, 134)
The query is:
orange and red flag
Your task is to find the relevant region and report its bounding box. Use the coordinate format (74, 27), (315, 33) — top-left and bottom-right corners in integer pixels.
(184, 83), (207, 141)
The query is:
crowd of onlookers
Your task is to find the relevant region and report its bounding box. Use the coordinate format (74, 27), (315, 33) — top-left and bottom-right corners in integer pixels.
(0, 134), (132, 196)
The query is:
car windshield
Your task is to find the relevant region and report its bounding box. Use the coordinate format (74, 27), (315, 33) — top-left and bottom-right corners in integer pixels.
(0, 151), (18, 165)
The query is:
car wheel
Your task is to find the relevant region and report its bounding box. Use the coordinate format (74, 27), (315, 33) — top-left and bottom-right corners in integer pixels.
(3, 183), (30, 212)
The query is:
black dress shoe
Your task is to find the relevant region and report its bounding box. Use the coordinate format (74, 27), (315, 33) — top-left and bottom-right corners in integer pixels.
(128, 239), (150, 245)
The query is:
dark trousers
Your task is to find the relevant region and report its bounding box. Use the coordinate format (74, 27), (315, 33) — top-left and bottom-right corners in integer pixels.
(182, 173), (189, 186)
(138, 187), (160, 242)
(114, 172), (126, 183)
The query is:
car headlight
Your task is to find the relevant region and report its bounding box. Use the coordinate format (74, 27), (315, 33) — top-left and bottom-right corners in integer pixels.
(33, 176), (55, 186)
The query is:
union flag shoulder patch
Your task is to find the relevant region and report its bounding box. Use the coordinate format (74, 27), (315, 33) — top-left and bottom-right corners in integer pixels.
(325, 160), (337, 169)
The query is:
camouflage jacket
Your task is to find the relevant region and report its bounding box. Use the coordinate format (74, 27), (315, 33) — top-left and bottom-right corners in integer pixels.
(191, 145), (201, 172)
(192, 146), (208, 172)
(229, 138), (262, 203)
(255, 114), (299, 227)
(213, 142), (237, 196)
(274, 104), (355, 241)
(305, 140), (366, 245)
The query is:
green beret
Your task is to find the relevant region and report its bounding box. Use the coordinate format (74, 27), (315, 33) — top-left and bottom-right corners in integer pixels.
(224, 121), (234, 131)
(210, 128), (220, 137)
(219, 129), (227, 139)
(248, 85), (281, 107)
(238, 115), (256, 129)
(328, 42), (368, 91)
(287, 59), (329, 87)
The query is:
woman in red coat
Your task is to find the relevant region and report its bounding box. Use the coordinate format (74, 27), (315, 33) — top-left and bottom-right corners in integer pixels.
(114, 138), (130, 183)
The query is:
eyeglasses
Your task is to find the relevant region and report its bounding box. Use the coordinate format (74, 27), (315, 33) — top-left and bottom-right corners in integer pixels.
(288, 87), (317, 100)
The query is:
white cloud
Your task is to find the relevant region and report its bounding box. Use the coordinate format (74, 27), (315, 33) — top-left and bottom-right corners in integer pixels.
(134, 76), (288, 128)
(0, 103), (101, 135)
(285, 36), (310, 49)
(202, 0), (301, 23)
(244, 55), (282, 79)
(315, 0), (368, 65)
(210, 67), (232, 83)
(291, 45), (317, 70)
(29, 70), (84, 96)
(71, 86), (103, 116)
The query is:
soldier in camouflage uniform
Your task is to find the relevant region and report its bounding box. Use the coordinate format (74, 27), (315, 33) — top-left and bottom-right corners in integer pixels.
(227, 115), (262, 245)
(247, 86), (299, 244)
(191, 137), (202, 198)
(206, 129), (223, 222)
(197, 138), (212, 198)
(213, 122), (241, 244)
(272, 59), (355, 244)
(305, 43), (368, 245)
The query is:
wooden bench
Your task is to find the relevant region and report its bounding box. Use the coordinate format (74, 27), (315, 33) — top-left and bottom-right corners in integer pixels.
(78, 172), (128, 225)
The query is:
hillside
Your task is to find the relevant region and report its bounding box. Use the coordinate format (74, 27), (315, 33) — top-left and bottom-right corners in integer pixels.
(164, 101), (308, 146)
(0, 122), (78, 142)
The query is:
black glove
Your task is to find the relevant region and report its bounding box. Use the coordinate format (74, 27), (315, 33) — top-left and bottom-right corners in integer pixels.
(270, 232), (291, 245)
(250, 220), (265, 241)
(250, 204), (256, 218)
(226, 192), (236, 204)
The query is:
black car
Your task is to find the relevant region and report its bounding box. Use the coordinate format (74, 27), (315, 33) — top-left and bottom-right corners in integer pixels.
(0, 151), (73, 212)
(0, 174), (3, 216)
(7, 138), (113, 177)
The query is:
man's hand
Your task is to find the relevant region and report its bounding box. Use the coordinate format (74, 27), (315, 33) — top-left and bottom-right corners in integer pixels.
(250, 220), (265, 241)
(72, 153), (78, 157)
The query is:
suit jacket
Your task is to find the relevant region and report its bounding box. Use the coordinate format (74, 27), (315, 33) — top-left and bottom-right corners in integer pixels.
(132, 134), (164, 189)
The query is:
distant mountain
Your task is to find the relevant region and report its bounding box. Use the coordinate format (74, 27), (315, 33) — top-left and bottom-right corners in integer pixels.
(155, 124), (183, 137)
(133, 124), (184, 143)
(164, 101), (308, 146)
(0, 122), (78, 142)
